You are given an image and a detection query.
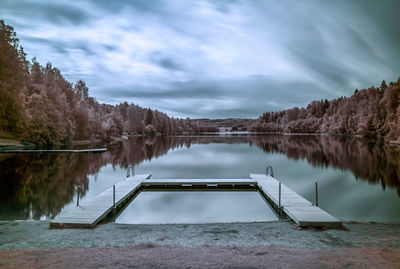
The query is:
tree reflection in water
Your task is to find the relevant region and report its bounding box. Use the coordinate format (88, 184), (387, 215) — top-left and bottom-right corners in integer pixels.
(0, 135), (399, 220)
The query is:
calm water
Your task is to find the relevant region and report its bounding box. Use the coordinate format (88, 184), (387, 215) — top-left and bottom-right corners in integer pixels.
(1, 135), (400, 223)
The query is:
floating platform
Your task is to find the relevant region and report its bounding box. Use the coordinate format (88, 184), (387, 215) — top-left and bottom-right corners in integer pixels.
(50, 173), (342, 228)
(0, 148), (107, 153)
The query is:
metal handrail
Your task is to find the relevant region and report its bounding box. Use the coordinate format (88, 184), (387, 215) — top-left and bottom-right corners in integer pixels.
(266, 165), (274, 177)
(126, 165), (135, 178)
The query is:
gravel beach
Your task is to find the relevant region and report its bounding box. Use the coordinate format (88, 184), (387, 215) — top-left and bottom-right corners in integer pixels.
(1, 220), (400, 268)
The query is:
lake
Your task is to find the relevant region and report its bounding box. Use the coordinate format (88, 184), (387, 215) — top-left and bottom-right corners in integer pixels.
(1, 134), (400, 223)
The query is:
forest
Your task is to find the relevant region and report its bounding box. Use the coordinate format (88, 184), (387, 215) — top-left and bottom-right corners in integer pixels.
(0, 20), (217, 145)
(249, 79), (400, 141)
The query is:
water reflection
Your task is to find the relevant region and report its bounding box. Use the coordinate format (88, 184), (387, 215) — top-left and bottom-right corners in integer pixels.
(0, 153), (90, 220)
(0, 135), (399, 221)
(250, 135), (400, 196)
(116, 192), (277, 224)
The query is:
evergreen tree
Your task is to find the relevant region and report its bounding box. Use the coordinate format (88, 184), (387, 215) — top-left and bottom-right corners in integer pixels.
(381, 80), (387, 91)
(74, 80), (89, 101)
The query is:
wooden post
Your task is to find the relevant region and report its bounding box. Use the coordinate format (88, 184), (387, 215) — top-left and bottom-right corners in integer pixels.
(315, 181), (318, 207)
(113, 185), (116, 209)
(278, 181), (281, 216)
(76, 186), (80, 207)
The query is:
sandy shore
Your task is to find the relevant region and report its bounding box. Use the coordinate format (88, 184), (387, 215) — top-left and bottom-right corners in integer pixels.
(1, 220), (400, 268)
(2, 245), (400, 268)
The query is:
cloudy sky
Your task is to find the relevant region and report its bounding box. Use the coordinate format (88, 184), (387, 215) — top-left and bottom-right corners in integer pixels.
(1, 0), (399, 118)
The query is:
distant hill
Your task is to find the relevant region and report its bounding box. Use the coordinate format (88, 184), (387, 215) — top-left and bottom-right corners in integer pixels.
(192, 118), (254, 131)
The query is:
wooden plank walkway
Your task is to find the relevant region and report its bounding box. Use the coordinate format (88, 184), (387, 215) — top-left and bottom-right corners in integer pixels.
(0, 148), (107, 153)
(142, 178), (259, 191)
(143, 179), (257, 184)
(251, 174), (341, 227)
(50, 174), (150, 228)
(143, 178), (258, 186)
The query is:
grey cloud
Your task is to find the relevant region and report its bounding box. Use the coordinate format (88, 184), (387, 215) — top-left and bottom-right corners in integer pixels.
(209, 0), (238, 13)
(288, 47), (353, 89)
(98, 76), (334, 118)
(286, 21), (389, 91)
(162, 102), (262, 119)
(158, 58), (183, 71)
(1, 0), (90, 25)
(149, 52), (184, 71)
(103, 44), (119, 52)
(101, 81), (227, 100)
(93, 0), (167, 14)
(23, 36), (95, 57)
(358, 0), (400, 47)
(251, 0), (400, 95)
(73, 42), (96, 56)
(43, 5), (88, 25)
(356, 0), (400, 75)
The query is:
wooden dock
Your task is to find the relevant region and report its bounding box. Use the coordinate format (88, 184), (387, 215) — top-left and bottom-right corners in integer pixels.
(50, 172), (341, 228)
(251, 174), (341, 227)
(50, 174), (150, 228)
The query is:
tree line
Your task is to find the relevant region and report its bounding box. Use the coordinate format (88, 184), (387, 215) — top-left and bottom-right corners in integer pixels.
(0, 20), (217, 145)
(249, 79), (400, 141)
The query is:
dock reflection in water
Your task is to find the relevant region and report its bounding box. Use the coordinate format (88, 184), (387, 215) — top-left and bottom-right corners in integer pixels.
(116, 192), (278, 224)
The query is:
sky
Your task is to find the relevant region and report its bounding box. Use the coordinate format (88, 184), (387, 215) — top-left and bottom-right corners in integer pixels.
(1, 0), (400, 118)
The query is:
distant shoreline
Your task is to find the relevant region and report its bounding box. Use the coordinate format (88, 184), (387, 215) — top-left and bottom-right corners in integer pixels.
(1, 132), (398, 151)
